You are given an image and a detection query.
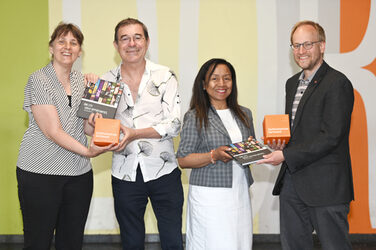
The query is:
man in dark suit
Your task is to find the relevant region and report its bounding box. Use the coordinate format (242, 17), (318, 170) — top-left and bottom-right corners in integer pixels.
(258, 20), (354, 249)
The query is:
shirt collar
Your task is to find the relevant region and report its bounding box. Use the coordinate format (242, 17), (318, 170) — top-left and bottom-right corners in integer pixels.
(299, 64), (321, 83)
(114, 58), (153, 82)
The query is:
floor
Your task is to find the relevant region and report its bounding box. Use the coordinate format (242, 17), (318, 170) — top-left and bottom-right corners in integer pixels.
(1, 243), (376, 250)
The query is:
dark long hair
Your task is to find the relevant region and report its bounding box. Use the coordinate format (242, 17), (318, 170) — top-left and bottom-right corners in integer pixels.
(190, 58), (250, 130)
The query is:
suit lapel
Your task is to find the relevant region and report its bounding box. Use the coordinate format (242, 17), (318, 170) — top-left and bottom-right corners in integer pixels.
(208, 107), (231, 140)
(291, 61), (329, 134)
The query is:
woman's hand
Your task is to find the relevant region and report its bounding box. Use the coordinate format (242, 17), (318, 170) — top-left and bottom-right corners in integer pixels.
(84, 113), (103, 136)
(87, 113), (103, 127)
(86, 139), (118, 158)
(177, 145), (233, 169)
(212, 146), (233, 163)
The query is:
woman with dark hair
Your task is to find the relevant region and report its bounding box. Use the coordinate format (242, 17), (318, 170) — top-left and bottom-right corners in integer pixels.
(177, 58), (255, 249)
(17, 22), (117, 250)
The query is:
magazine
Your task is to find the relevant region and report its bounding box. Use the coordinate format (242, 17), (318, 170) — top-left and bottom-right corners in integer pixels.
(226, 139), (272, 165)
(77, 79), (124, 119)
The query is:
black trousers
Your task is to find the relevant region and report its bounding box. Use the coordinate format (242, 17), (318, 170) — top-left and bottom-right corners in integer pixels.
(279, 171), (352, 250)
(112, 167), (184, 250)
(17, 167), (93, 250)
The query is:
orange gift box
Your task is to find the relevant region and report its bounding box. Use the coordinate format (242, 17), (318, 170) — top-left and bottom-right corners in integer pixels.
(263, 114), (291, 145)
(93, 118), (120, 146)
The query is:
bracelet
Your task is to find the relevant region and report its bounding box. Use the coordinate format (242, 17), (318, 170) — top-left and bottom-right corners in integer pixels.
(210, 149), (216, 164)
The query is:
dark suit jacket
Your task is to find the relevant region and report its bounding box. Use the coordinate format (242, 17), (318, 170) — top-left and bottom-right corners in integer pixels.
(177, 106), (255, 188)
(273, 61), (355, 206)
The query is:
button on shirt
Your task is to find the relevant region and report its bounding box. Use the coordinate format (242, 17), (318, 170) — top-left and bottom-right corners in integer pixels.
(101, 59), (181, 182)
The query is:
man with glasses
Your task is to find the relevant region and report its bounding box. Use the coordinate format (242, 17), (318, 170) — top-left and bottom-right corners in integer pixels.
(101, 18), (184, 250)
(259, 20), (354, 249)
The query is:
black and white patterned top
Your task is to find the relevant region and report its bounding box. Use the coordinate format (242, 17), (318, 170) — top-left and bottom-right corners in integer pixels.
(17, 62), (91, 176)
(102, 60), (181, 182)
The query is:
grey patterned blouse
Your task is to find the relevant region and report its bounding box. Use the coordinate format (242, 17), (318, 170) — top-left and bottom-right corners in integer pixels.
(177, 107), (255, 188)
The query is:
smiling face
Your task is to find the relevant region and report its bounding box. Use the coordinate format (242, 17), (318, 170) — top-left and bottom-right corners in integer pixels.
(292, 24), (325, 78)
(205, 64), (233, 109)
(49, 32), (81, 67)
(113, 24), (149, 65)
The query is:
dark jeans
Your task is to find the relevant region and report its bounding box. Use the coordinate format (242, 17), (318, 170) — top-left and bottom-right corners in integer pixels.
(17, 167), (93, 250)
(279, 171), (352, 250)
(112, 167), (184, 250)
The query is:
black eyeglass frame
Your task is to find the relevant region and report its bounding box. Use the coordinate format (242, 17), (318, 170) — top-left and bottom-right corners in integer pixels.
(290, 41), (322, 50)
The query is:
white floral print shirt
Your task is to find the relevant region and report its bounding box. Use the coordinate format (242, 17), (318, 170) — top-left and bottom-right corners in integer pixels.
(101, 59), (181, 182)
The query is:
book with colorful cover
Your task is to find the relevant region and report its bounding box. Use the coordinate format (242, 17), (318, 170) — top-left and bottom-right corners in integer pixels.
(77, 79), (124, 119)
(226, 139), (272, 165)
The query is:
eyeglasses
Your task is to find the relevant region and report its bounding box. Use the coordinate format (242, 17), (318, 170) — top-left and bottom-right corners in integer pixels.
(119, 34), (145, 45)
(290, 41), (321, 50)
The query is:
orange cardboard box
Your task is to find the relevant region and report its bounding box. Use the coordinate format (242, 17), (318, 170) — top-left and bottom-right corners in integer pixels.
(263, 114), (291, 145)
(93, 118), (120, 146)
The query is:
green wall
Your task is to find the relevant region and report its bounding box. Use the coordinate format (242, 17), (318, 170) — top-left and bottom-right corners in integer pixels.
(0, 0), (49, 233)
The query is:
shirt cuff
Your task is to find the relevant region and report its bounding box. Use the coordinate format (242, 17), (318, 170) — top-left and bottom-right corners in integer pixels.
(152, 124), (168, 139)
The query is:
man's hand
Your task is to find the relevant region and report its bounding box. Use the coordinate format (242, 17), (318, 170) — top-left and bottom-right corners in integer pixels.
(268, 139), (286, 150)
(113, 124), (137, 152)
(262, 137), (286, 150)
(257, 150), (285, 165)
(85, 73), (100, 85)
